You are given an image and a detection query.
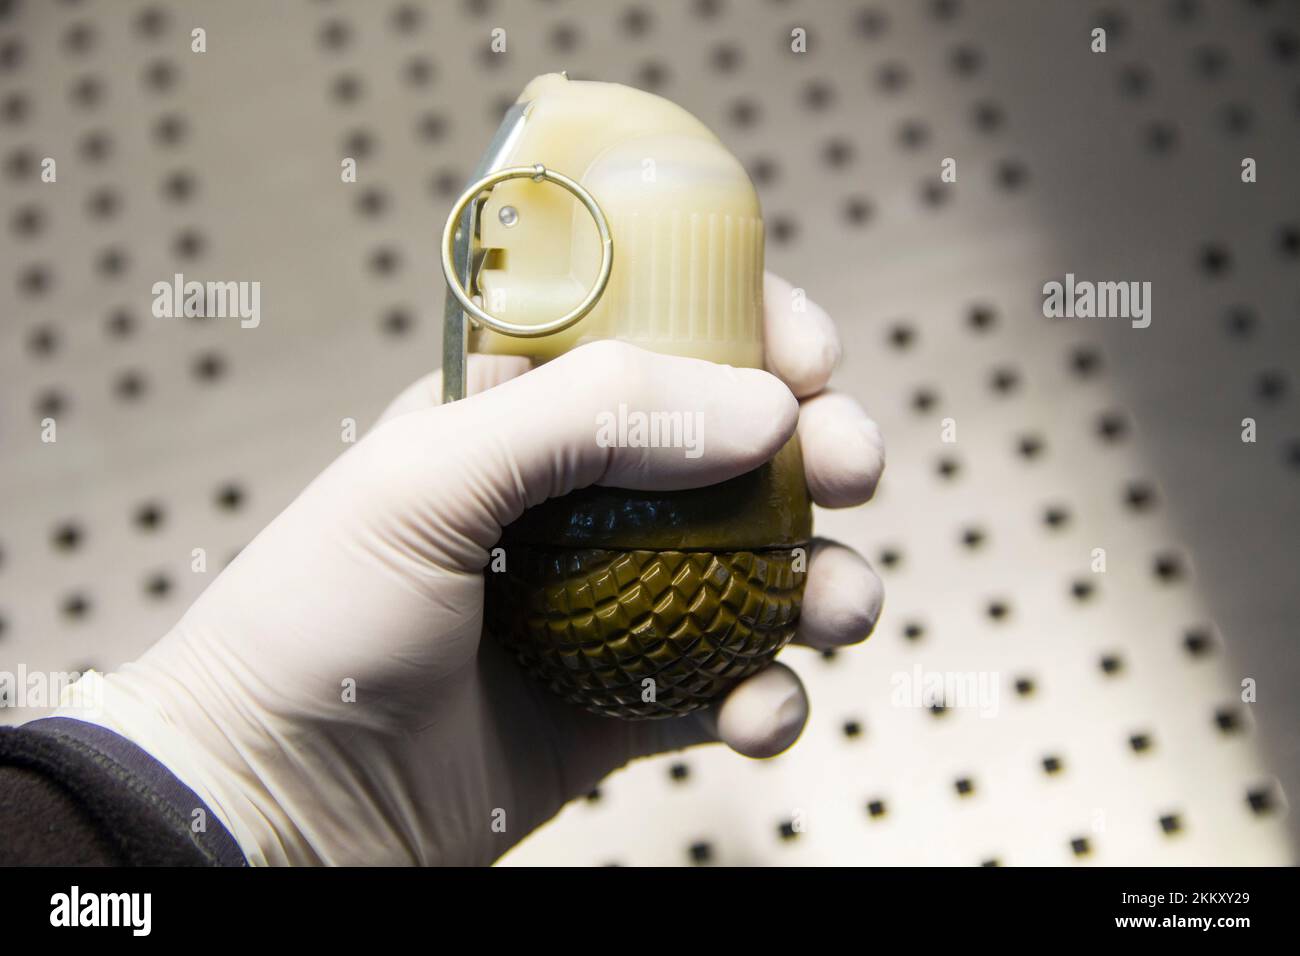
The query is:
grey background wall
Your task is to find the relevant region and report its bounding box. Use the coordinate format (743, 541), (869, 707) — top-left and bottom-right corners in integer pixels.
(1, 0), (1296, 864)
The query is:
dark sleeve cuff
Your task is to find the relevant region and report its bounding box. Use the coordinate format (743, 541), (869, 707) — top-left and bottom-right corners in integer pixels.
(0, 717), (247, 866)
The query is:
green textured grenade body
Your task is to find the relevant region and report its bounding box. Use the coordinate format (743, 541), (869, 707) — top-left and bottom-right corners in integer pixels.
(470, 74), (812, 718)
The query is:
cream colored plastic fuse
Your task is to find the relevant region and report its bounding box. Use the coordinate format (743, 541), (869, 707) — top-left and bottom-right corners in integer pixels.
(469, 73), (765, 369)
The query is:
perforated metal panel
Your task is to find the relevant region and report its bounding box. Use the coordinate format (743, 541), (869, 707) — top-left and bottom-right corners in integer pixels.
(1, 0), (1295, 866)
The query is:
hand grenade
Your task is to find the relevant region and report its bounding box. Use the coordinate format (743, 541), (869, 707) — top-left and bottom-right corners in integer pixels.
(441, 74), (812, 719)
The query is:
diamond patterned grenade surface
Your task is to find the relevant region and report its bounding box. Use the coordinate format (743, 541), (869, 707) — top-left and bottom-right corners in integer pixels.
(487, 546), (806, 718)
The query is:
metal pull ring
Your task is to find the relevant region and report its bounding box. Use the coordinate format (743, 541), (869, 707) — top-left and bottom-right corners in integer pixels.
(440, 163), (614, 340)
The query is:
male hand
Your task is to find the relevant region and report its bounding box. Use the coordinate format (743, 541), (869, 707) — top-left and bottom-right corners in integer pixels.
(58, 273), (885, 865)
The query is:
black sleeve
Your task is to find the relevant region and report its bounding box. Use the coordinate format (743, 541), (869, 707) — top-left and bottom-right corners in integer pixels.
(0, 717), (247, 866)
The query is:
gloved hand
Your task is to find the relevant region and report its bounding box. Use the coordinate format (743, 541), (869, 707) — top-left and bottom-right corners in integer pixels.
(55, 273), (885, 865)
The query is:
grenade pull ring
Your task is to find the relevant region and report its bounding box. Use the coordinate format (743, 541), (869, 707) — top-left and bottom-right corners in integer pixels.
(439, 163), (614, 402)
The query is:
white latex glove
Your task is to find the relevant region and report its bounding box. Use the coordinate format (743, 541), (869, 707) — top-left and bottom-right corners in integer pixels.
(56, 273), (885, 865)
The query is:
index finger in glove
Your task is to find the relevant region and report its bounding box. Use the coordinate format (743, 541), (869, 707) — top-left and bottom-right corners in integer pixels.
(763, 271), (842, 399)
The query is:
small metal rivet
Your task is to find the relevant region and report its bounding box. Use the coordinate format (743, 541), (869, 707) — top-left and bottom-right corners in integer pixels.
(498, 205), (519, 227)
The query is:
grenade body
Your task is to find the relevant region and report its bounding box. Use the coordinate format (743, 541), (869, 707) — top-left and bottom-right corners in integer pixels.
(487, 438), (812, 718)
(467, 75), (812, 718)
(489, 546), (805, 718)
